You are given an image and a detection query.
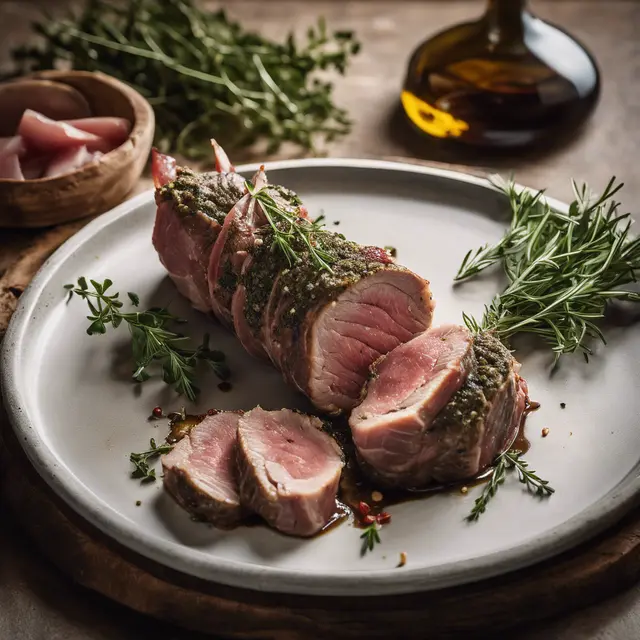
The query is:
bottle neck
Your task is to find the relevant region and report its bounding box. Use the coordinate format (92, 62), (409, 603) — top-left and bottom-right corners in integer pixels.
(485, 0), (528, 45)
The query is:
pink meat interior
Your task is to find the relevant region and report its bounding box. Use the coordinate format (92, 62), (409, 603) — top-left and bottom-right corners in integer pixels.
(309, 269), (433, 411)
(163, 413), (241, 501)
(239, 408), (342, 484)
(357, 325), (472, 420)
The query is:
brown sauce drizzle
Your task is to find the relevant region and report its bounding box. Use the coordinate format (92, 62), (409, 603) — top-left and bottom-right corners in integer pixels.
(334, 399), (539, 529)
(166, 413), (205, 444)
(162, 400), (539, 534)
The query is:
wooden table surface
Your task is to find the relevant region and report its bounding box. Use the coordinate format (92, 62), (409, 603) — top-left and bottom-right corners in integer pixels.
(1, 1), (639, 638)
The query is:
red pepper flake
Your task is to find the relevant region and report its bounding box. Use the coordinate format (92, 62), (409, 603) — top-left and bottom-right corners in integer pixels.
(363, 514), (376, 525)
(358, 501), (371, 516)
(151, 406), (163, 419)
(207, 408), (216, 416)
(377, 512), (391, 525)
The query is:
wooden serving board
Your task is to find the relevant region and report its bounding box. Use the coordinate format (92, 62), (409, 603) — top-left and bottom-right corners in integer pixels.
(2, 167), (640, 639)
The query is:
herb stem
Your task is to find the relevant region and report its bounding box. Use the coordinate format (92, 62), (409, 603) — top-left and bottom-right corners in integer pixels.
(65, 278), (229, 401)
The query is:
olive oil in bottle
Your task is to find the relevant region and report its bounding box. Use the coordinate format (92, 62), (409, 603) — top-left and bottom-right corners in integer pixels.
(401, 0), (600, 148)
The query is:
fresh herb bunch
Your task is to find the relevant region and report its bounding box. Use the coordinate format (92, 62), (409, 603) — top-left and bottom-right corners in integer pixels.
(360, 522), (381, 556)
(457, 176), (640, 361)
(9, 0), (360, 158)
(65, 277), (229, 401)
(130, 437), (173, 482)
(466, 450), (554, 522)
(247, 181), (336, 273)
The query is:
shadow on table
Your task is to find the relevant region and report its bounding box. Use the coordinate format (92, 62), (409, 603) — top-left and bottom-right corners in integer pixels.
(0, 502), (213, 640)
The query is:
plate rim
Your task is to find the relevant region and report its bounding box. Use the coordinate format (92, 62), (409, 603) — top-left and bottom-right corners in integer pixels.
(3, 157), (640, 596)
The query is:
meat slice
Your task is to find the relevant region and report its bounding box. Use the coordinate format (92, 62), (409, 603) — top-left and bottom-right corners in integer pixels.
(162, 412), (244, 527)
(233, 224), (434, 413)
(0, 153), (24, 180)
(18, 109), (110, 153)
(0, 136), (26, 157)
(207, 168), (268, 327)
(209, 170), (310, 332)
(152, 148), (245, 312)
(350, 329), (527, 488)
(63, 117), (131, 147)
(151, 148), (177, 188)
(252, 228), (434, 413)
(237, 407), (344, 537)
(350, 325), (474, 483)
(43, 145), (101, 178)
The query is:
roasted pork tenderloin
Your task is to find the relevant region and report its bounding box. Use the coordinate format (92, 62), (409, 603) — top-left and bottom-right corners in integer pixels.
(350, 327), (527, 488)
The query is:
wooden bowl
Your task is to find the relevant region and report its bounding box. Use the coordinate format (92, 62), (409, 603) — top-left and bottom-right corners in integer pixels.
(0, 71), (155, 228)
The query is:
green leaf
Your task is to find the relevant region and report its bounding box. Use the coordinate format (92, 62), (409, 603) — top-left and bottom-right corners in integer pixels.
(128, 292), (140, 306)
(78, 276), (88, 290)
(87, 319), (106, 334)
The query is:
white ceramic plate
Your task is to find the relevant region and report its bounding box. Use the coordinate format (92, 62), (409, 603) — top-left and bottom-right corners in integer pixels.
(3, 159), (640, 597)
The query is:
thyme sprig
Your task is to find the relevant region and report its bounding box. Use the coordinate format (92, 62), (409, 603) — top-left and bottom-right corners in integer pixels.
(247, 182), (336, 273)
(7, 0), (360, 158)
(130, 438), (173, 483)
(360, 522), (381, 556)
(466, 450), (554, 522)
(456, 177), (640, 361)
(65, 277), (229, 401)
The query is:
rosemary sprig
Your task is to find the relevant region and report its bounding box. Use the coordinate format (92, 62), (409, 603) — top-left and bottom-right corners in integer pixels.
(65, 277), (229, 401)
(456, 176), (640, 361)
(247, 182), (336, 273)
(360, 522), (381, 556)
(130, 437), (173, 482)
(7, 0), (360, 158)
(466, 450), (554, 522)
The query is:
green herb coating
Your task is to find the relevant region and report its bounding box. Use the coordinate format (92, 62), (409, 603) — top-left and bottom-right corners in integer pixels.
(242, 222), (391, 333)
(158, 168), (244, 223)
(431, 332), (512, 433)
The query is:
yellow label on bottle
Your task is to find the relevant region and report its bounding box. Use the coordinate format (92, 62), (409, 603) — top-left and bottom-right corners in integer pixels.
(401, 90), (469, 139)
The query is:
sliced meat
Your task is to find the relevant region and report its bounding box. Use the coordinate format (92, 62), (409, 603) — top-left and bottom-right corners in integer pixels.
(0, 153), (24, 180)
(43, 145), (101, 178)
(63, 117), (131, 147)
(209, 170), (306, 331)
(351, 329), (526, 488)
(231, 222), (434, 413)
(231, 250), (271, 359)
(248, 227), (434, 413)
(151, 148), (177, 188)
(237, 407), (344, 537)
(0, 136), (26, 157)
(350, 325), (474, 484)
(428, 333), (526, 484)
(21, 153), (50, 180)
(207, 168), (267, 327)
(152, 152), (245, 312)
(153, 141), (433, 412)
(162, 412), (244, 527)
(18, 109), (110, 153)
